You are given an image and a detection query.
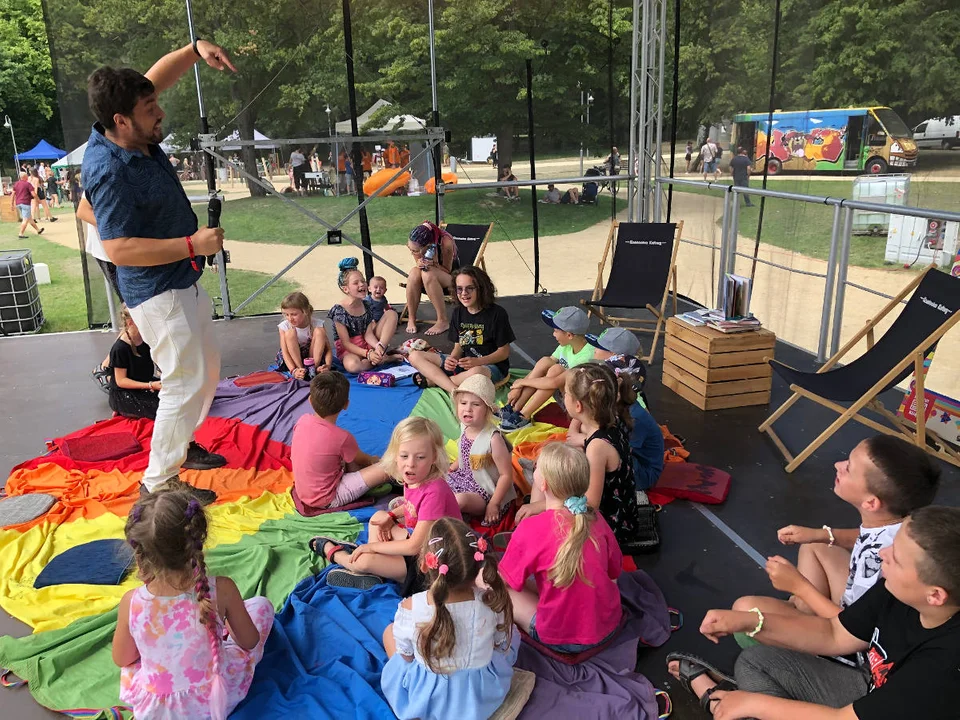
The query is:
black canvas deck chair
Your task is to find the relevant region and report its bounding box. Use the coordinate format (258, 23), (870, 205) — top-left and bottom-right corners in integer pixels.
(760, 266), (960, 473)
(400, 222), (494, 322)
(581, 221), (683, 363)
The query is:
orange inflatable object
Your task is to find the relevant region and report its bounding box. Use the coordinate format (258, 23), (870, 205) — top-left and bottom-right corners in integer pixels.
(424, 172), (458, 194)
(364, 169), (410, 196)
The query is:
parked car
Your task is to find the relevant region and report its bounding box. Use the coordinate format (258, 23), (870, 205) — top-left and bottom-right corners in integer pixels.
(912, 116), (960, 150)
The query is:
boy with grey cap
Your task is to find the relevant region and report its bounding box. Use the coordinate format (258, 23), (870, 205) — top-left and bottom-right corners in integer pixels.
(502, 306), (593, 431)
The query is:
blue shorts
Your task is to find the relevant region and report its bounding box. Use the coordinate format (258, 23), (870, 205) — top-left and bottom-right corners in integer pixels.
(440, 353), (505, 384)
(704, 159), (718, 173)
(17, 204), (31, 221)
(529, 613), (618, 654)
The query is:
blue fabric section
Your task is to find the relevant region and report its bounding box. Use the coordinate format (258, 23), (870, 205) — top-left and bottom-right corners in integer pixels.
(208, 377), (421, 452)
(232, 563), (400, 720)
(34, 539), (134, 589)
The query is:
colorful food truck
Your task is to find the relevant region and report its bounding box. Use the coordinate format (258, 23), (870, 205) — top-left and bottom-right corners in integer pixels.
(732, 107), (917, 175)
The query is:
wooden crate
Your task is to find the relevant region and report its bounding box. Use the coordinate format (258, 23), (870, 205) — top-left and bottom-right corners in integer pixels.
(663, 317), (776, 410)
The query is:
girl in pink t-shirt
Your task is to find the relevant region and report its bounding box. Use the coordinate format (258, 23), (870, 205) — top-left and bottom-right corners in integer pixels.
(317, 417), (461, 594)
(499, 442), (623, 652)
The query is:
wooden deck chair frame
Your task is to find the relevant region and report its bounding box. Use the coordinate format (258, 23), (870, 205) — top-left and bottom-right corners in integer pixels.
(400, 222), (494, 324)
(759, 266), (960, 473)
(581, 220), (683, 364)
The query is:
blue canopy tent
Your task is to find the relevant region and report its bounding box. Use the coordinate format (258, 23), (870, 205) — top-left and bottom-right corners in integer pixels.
(18, 140), (67, 161)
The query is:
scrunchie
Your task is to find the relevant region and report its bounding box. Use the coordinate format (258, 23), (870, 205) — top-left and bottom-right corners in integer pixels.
(564, 495), (588, 515)
(337, 257), (360, 287)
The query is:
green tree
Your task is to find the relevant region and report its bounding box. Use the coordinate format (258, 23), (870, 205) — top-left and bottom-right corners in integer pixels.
(0, 0), (63, 176)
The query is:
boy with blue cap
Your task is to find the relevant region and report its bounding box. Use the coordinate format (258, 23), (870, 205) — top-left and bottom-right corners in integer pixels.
(502, 306), (593, 431)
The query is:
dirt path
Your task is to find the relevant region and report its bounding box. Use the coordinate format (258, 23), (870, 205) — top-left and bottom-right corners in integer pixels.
(34, 190), (960, 399)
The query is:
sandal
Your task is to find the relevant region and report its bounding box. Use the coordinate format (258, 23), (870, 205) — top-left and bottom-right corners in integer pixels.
(327, 567), (384, 590)
(665, 652), (736, 709)
(412, 372), (429, 389)
(699, 681), (737, 713)
(309, 536), (358, 563)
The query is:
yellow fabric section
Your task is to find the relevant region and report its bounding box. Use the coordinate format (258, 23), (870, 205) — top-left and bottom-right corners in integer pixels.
(0, 490), (296, 633)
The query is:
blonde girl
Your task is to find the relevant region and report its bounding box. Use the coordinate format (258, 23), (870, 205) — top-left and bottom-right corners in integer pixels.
(277, 291), (331, 379)
(518, 363), (642, 545)
(327, 257), (399, 373)
(446, 374), (516, 525)
(113, 488), (273, 719)
(315, 417), (460, 593)
(499, 442), (623, 653)
(381, 517), (519, 720)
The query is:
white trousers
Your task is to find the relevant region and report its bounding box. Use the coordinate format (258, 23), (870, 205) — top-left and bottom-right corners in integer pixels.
(128, 284), (220, 491)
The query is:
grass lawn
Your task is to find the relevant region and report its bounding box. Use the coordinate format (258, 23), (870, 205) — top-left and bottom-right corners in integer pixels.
(0, 218), (298, 333)
(219, 188), (625, 246)
(673, 179), (960, 269)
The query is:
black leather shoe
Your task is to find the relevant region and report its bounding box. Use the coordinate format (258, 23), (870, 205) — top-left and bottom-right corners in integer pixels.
(182, 441), (227, 471)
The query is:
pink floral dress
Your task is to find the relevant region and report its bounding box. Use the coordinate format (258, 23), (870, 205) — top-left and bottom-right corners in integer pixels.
(119, 579), (273, 719)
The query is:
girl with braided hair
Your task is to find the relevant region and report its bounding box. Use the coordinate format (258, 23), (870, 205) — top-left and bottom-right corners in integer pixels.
(381, 516), (519, 720)
(113, 488), (273, 719)
(328, 257), (401, 372)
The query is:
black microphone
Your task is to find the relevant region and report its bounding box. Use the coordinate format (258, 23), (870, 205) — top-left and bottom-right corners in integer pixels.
(206, 195), (222, 266)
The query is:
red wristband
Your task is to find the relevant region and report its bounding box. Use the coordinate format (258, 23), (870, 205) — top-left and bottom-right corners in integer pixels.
(185, 235), (199, 271)
(387, 510), (399, 523)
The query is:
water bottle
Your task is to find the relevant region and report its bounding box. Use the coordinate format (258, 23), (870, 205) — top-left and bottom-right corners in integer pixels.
(303, 358), (316, 379)
(423, 244), (437, 262)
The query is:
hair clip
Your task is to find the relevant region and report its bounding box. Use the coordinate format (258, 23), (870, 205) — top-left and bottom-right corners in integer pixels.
(184, 499), (200, 519)
(131, 506), (143, 523)
(428, 536), (443, 545)
(425, 551), (440, 570)
(591, 378), (605, 385)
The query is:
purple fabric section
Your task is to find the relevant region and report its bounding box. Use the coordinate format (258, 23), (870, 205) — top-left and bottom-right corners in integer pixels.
(517, 570), (671, 720)
(208, 377), (421, 453)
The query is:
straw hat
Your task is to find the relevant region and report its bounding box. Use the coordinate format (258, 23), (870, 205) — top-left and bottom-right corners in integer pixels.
(451, 374), (498, 414)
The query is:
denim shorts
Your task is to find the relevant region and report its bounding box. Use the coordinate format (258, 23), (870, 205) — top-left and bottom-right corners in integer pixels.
(439, 353), (505, 384)
(529, 613), (618, 654)
(17, 204), (31, 220)
(704, 159), (718, 173)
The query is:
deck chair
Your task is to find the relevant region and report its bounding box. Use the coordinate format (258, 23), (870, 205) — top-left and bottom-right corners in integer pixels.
(760, 266), (960, 473)
(581, 221), (683, 364)
(400, 222), (494, 323)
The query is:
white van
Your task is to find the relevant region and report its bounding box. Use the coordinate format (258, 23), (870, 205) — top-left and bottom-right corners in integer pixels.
(912, 116), (960, 150)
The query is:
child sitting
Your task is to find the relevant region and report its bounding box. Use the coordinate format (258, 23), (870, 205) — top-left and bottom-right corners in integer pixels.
(518, 363), (642, 548)
(291, 372), (390, 514)
(364, 275), (396, 326)
(500, 442), (623, 653)
(381, 517), (519, 720)
(447, 375), (517, 525)
(328, 258), (400, 373)
(501, 306), (593, 431)
(276, 291), (332, 379)
(408, 266), (516, 392)
(114, 487), (273, 719)
(732, 435), (940, 620)
(108, 304), (162, 420)
(314, 417), (460, 593)
(584, 328), (664, 490)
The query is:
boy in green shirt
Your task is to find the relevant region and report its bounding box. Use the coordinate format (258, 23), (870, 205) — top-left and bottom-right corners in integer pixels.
(502, 306), (593, 430)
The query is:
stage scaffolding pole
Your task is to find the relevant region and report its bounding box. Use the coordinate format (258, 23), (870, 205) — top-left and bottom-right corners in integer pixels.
(428, 0), (444, 225)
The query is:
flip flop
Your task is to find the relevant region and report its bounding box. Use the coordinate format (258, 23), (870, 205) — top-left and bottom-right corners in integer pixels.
(309, 536), (358, 562)
(665, 652), (736, 703)
(412, 372), (429, 389)
(327, 567), (384, 590)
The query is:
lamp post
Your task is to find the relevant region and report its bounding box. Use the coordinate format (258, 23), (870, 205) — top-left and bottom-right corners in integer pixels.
(3, 115), (19, 174)
(326, 104), (339, 196)
(585, 90), (593, 164)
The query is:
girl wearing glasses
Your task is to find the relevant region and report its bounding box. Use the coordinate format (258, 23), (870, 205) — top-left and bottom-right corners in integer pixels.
(408, 266), (515, 393)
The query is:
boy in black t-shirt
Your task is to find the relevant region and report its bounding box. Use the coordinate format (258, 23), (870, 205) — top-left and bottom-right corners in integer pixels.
(666, 506), (960, 720)
(407, 266), (515, 392)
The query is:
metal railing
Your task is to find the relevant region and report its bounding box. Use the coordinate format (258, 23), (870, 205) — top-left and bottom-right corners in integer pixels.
(655, 177), (960, 362)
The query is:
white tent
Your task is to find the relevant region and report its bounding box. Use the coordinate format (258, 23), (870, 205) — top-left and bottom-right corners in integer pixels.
(221, 129), (278, 151)
(334, 99), (393, 135)
(371, 114), (428, 133)
(52, 142), (86, 168)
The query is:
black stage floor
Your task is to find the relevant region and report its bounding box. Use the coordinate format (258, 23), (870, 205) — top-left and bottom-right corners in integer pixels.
(1, 290), (957, 720)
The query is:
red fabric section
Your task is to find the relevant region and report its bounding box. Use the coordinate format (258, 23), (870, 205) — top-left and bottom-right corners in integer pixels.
(12, 415), (291, 476)
(58, 432), (143, 462)
(653, 463), (731, 504)
(233, 371), (288, 387)
(532, 404), (572, 429)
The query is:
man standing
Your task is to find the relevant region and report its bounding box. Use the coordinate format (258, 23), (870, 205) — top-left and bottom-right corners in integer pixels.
(730, 147), (754, 207)
(82, 39), (237, 502)
(11, 171), (43, 239)
(701, 136), (719, 181)
(289, 146), (307, 196)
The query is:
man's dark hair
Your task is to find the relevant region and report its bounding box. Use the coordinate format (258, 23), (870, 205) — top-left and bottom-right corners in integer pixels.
(309, 371), (350, 417)
(88, 67), (155, 130)
(862, 435), (941, 517)
(907, 506), (960, 601)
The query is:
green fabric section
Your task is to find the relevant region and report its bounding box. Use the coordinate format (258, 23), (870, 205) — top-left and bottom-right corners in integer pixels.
(410, 369), (529, 442)
(0, 510), (361, 715)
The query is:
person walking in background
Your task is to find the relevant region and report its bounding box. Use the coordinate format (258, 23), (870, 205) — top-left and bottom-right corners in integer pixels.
(290, 146), (307, 196)
(10, 171), (43, 238)
(701, 136), (719, 182)
(684, 141), (694, 173)
(28, 168), (57, 222)
(730, 147), (754, 206)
